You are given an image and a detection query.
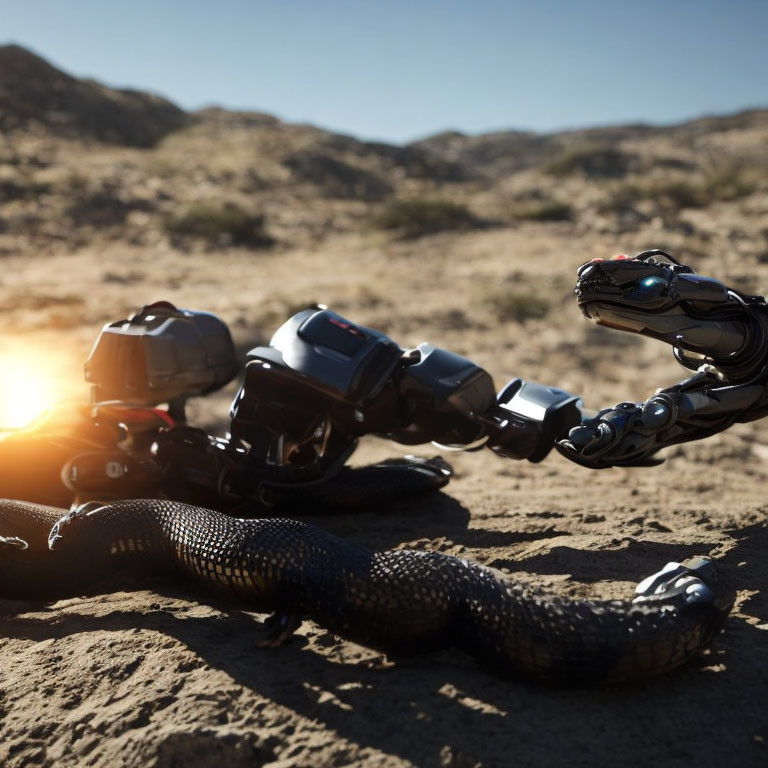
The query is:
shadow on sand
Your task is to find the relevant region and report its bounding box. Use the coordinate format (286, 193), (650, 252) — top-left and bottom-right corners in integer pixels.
(1, 502), (765, 767)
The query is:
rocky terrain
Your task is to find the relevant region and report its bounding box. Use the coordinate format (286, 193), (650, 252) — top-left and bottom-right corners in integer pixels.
(0, 45), (767, 767)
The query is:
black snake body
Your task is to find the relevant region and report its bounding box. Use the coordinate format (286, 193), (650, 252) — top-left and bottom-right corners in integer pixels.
(0, 498), (734, 684)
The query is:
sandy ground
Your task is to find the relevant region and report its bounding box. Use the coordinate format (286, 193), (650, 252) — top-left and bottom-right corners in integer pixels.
(0, 226), (767, 767)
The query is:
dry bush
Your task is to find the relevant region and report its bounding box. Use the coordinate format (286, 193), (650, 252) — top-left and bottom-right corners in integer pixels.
(284, 150), (392, 201)
(602, 164), (761, 214)
(0, 172), (51, 202)
(511, 197), (572, 222)
(545, 145), (632, 179)
(0, 177), (29, 202)
(164, 203), (275, 248)
(66, 189), (151, 228)
(372, 198), (481, 238)
(700, 165), (760, 202)
(484, 288), (552, 323)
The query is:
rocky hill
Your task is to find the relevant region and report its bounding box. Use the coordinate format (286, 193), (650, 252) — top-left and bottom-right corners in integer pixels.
(0, 43), (767, 262)
(0, 44), (187, 146)
(413, 109), (768, 176)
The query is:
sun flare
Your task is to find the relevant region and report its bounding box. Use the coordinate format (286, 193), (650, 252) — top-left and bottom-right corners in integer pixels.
(0, 342), (86, 430)
(0, 358), (58, 429)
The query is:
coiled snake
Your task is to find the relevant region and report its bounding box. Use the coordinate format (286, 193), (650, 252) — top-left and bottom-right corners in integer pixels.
(0, 498), (733, 684)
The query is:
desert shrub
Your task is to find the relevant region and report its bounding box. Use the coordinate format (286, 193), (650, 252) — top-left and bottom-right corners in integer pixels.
(486, 289), (552, 323)
(545, 145), (632, 179)
(649, 180), (704, 210)
(372, 198), (480, 238)
(145, 156), (179, 179)
(164, 203), (275, 248)
(512, 198), (572, 221)
(601, 178), (702, 213)
(0, 174), (52, 202)
(651, 156), (695, 172)
(602, 164), (759, 214)
(66, 190), (150, 227)
(284, 151), (392, 201)
(64, 172), (89, 193)
(0, 178), (27, 202)
(701, 165), (758, 202)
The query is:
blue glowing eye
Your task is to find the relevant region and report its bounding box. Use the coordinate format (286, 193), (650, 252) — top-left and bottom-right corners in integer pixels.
(631, 275), (667, 298)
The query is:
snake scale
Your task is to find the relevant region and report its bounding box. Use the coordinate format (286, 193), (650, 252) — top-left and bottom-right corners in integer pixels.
(0, 498), (734, 684)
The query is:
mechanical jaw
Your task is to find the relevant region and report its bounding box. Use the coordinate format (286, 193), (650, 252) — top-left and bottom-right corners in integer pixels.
(575, 251), (753, 369)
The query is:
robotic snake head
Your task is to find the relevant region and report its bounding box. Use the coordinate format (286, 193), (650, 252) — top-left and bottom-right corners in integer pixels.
(575, 250), (731, 329)
(572, 250), (756, 368)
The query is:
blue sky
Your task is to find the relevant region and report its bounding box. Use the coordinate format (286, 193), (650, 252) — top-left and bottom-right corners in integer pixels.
(2, 0), (766, 143)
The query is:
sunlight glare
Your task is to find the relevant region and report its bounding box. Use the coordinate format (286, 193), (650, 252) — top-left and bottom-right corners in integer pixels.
(0, 357), (57, 429)
(0, 342), (85, 430)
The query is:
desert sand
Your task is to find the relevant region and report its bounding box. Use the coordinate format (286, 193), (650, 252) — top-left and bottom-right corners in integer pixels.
(0, 46), (767, 768)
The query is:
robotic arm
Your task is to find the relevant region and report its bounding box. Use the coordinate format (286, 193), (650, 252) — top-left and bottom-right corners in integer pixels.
(223, 307), (583, 496)
(557, 250), (768, 468)
(41, 302), (583, 507)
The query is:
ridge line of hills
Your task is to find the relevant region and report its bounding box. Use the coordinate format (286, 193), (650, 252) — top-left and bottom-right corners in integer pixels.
(1, 43), (766, 158)
(2, 42), (768, 258)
